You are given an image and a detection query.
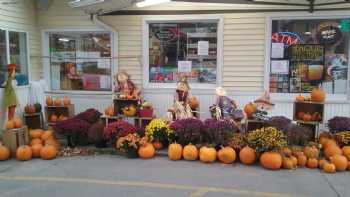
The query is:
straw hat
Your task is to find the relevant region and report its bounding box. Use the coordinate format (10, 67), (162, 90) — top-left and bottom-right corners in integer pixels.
(254, 91), (275, 107)
(215, 87), (227, 96)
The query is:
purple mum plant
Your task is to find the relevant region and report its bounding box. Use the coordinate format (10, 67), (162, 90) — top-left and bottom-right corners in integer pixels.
(103, 120), (137, 144)
(328, 116), (350, 133)
(170, 118), (204, 146)
(203, 118), (238, 146)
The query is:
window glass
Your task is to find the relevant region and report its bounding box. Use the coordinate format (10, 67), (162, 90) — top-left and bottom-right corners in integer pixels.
(9, 31), (28, 76)
(270, 19), (349, 94)
(148, 21), (218, 84)
(49, 32), (112, 91)
(0, 30), (6, 84)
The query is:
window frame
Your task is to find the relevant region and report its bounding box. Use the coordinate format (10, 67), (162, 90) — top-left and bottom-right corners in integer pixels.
(142, 15), (224, 89)
(265, 14), (350, 102)
(42, 29), (117, 95)
(0, 27), (30, 84)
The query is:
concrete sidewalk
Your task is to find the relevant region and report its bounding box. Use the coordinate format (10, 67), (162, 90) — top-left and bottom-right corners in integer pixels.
(0, 155), (348, 197)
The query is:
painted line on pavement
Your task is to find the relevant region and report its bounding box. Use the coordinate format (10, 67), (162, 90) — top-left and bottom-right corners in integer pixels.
(0, 175), (312, 197)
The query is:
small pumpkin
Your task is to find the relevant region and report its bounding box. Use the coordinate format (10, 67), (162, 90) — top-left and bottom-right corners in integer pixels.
(323, 163), (336, 173)
(63, 96), (71, 106)
(306, 158), (318, 169)
(239, 146), (257, 165)
(0, 143), (10, 161)
(297, 154), (307, 167)
(105, 106), (114, 116)
(14, 117), (23, 128)
(260, 152), (282, 170)
(29, 129), (43, 139)
(54, 98), (62, 106)
(40, 145), (57, 160)
(41, 130), (54, 141)
(168, 142), (183, 161)
(324, 145), (342, 159)
(295, 94), (305, 102)
(188, 97), (199, 109)
(330, 155), (348, 171)
(297, 112), (305, 120)
(30, 138), (43, 146)
(183, 144), (198, 161)
(31, 144), (43, 158)
(342, 146), (350, 160)
(290, 156), (298, 166)
(138, 143), (155, 159)
(153, 141), (163, 150)
(16, 145), (33, 161)
(302, 113), (312, 122)
(280, 147), (292, 157)
(122, 105), (137, 117)
(311, 87), (326, 103)
(24, 104), (36, 114)
(45, 139), (61, 151)
(244, 102), (257, 118)
(199, 146), (217, 163)
(319, 159), (328, 169)
(46, 96), (53, 106)
(5, 120), (15, 130)
(304, 146), (319, 158)
(50, 114), (58, 122)
(282, 157), (296, 170)
(217, 147), (236, 164)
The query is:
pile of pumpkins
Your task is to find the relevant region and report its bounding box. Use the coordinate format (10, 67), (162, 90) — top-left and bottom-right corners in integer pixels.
(50, 114), (67, 123)
(295, 87), (326, 103)
(4, 117), (23, 130)
(24, 103), (42, 114)
(297, 111), (322, 122)
(0, 129), (60, 161)
(46, 96), (71, 107)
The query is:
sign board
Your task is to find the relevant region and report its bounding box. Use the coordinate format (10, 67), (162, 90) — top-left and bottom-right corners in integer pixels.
(290, 44), (325, 61)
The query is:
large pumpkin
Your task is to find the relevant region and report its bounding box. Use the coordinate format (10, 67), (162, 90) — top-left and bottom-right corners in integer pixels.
(239, 146), (256, 165)
(324, 139), (337, 149)
(168, 142), (183, 161)
(199, 146), (217, 163)
(5, 120), (15, 130)
(188, 97), (199, 109)
(14, 117), (23, 129)
(330, 155), (348, 171)
(311, 87), (326, 102)
(16, 145), (33, 161)
(63, 96), (71, 106)
(260, 152), (282, 170)
(40, 145), (57, 160)
(183, 144), (198, 161)
(304, 146), (319, 158)
(323, 163), (336, 173)
(244, 102), (257, 118)
(306, 158), (319, 169)
(29, 129), (43, 139)
(54, 98), (62, 106)
(217, 147), (236, 164)
(342, 146), (350, 160)
(0, 143), (10, 161)
(138, 143), (155, 159)
(31, 144), (43, 158)
(46, 96), (53, 106)
(324, 145), (342, 159)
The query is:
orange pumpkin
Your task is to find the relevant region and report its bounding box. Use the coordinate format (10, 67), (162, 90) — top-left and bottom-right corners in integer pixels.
(188, 97), (199, 109)
(122, 105), (137, 117)
(311, 112), (322, 121)
(319, 159), (328, 169)
(63, 96), (71, 106)
(5, 120), (15, 130)
(24, 104), (36, 114)
(323, 163), (336, 173)
(290, 156), (298, 166)
(54, 98), (62, 106)
(199, 146), (217, 163)
(138, 143), (155, 159)
(324, 145), (342, 159)
(319, 137), (330, 148)
(260, 152), (282, 170)
(330, 155), (348, 171)
(30, 138), (43, 146)
(311, 87), (326, 102)
(324, 139), (337, 150)
(50, 114), (58, 122)
(153, 141), (163, 150)
(297, 154), (307, 167)
(40, 145), (57, 160)
(217, 147), (236, 164)
(41, 130), (54, 141)
(306, 158), (319, 168)
(348, 161), (350, 170)
(168, 142), (182, 161)
(29, 129), (43, 139)
(342, 146), (350, 160)
(14, 117), (23, 128)
(239, 146), (257, 165)
(280, 147), (292, 157)
(304, 146), (319, 158)
(244, 102), (257, 118)
(46, 96), (53, 106)
(0, 143), (10, 161)
(302, 113), (312, 122)
(297, 112), (305, 120)
(295, 94), (305, 102)
(31, 144), (43, 158)
(16, 145), (32, 161)
(183, 144), (198, 161)
(45, 139), (61, 151)
(282, 157), (296, 170)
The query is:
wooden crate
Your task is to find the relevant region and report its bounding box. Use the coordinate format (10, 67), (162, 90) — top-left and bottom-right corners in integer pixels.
(113, 99), (138, 116)
(293, 101), (324, 123)
(2, 126), (29, 154)
(24, 112), (44, 129)
(244, 119), (265, 132)
(45, 104), (75, 124)
(296, 120), (320, 140)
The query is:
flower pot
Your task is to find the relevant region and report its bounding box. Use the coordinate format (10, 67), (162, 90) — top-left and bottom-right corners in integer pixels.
(139, 108), (153, 118)
(126, 149), (139, 158)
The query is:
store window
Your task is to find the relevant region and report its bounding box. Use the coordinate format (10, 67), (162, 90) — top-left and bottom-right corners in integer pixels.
(0, 29), (29, 86)
(147, 20), (219, 85)
(49, 32), (112, 91)
(269, 18), (349, 94)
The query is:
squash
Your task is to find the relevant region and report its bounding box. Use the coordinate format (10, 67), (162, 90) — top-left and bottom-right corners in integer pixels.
(244, 102), (257, 118)
(168, 142), (183, 161)
(260, 152), (282, 170)
(295, 94), (305, 102)
(54, 98), (62, 106)
(188, 97), (199, 109)
(40, 145), (57, 160)
(297, 154), (307, 167)
(46, 96), (53, 106)
(239, 146), (257, 165)
(24, 104), (36, 114)
(31, 144), (43, 158)
(342, 146), (350, 160)
(122, 105), (137, 117)
(63, 96), (71, 106)
(29, 129), (43, 139)
(183, 144), (198, 161)
(5, 120), (14, 130)
(14, 117), (23, 128)
(153, 141), (163, 150)
(306, 158), (318, 169)
(138, 143), (155, 159)
(217, 147), (236, 164)
(34, 103), (42, 113)
(330, 155), (348, 171)
(50, 114), (58, 122)
(0, 143), (10, 161)
(324, 145), (342, 159)
(303, 146), (319, 158)
(311, 87), (326, 102)
(282, 157), (296, 170)
(30, 138), (43, 146)
(323, 163), (336, 173)
(16, 145), (32, 161)
(319, 159), (328, 169)
(199, 146), (217, 163)
(302, 113), (312, 122)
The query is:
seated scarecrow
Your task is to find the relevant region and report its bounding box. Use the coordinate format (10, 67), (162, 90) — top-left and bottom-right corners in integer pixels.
(252, 91), (275, 121)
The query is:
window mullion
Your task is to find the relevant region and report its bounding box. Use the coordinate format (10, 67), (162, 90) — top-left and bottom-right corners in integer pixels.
(5, 30), (10, 65)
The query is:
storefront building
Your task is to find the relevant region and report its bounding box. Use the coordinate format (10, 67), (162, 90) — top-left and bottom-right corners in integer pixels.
(1, 0), (350, 128)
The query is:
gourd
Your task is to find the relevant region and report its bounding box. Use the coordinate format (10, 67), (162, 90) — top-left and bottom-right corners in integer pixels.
(297, 154), (307, 167)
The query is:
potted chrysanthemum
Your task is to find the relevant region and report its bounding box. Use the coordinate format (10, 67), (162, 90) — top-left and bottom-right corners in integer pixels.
(145, 118), (173, 150)
(116, 133), (147, 158)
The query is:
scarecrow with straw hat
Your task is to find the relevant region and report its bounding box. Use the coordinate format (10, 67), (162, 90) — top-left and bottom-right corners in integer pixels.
(2, 64), (19, 121)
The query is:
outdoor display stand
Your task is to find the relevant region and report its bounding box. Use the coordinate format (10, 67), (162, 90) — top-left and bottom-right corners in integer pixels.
(244, 119), (265, 133)
(23, 112), (44, 129)
(134, 116), (154, 129)
(45, 104), (75, 126)
(113, 98), (138, 116)
(2, 126), (29, 154)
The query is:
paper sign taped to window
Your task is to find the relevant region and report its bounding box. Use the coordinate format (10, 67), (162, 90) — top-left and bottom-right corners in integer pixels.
(198, 41), (209, 56)
(178, 61), (192, 73)
(271, 60), (289, 74)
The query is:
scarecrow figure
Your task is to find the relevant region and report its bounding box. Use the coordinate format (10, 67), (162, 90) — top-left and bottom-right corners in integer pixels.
(3, 64), (19, 120)
(114, 71), (140, 99)
(253, 90), (275, 121)
(166, 76), (193, 121)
